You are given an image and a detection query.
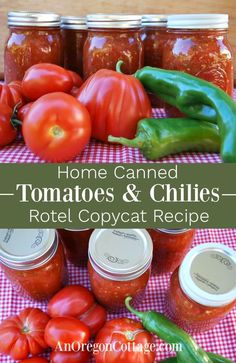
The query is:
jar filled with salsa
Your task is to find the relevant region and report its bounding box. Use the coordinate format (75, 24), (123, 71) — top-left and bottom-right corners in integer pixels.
(88, 229), (153, 312)
(61, 16), (87, 76)
(58, 228), (93, 266)
(4, 11), (62, 83)
(84, 14), (143, 78)
(148, 228), (195, 274)
(0, 229), (67, 301)
(163, 14), (233, 116)
(166, 243), (236, 333)
(141, 15), (168, 107)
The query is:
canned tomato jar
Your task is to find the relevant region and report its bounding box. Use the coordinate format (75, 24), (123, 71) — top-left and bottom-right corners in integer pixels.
(4, 11), (62, 83)
(148, 228), (195, 274)
(58, 228), (93, 266)
(163, 14), (233, 116)
(88, 229), (153, 311)
(61, 16), (87, 76)
(83, 14), (143, 78)
(167, 243), (236, 333)
(0, 229), (67, 301)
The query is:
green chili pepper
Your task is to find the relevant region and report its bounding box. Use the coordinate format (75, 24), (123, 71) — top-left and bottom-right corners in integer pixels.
(125, 297), (213, 363)
(108, 118), (220, 160)
(134, 67), (236, 162)
(160, 352), (234, 363)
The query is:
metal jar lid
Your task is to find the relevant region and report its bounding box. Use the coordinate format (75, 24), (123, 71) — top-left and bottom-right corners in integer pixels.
(156, 228), (191, 234)
(8, 11), (60, 27)
(179, 243), (236, 307)
(86, 14), (142, 29)
(142, 14), (167, 27)
(61, 16), (87, 30)
(167, 14), (229, 29)
(88, 229), (153, 281)
(0, 229), (58, 270)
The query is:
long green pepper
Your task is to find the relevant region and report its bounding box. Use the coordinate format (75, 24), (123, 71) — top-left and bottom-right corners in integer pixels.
(125, 297), (233, 363)
(108, 118), (220, 160)
(134, 67), (236, 162)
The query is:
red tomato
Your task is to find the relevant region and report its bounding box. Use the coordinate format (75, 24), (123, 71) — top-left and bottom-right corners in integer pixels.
(50, 350), (89, 363)
(22, 63), (74, 100)
(22, 92), (91, 162)
(0, 308), (50, 360)
(44, 317), (90, 350)
(76, 68), (152, 142)
(0, 103), (17, 146)
(18, 102), (33, 121)
(68, 70), (83, 88)
(20, 358), (49, 363)
(48, 285), (107, 336)
(0, 81), (25, 108)
(94, 318), (155, 363)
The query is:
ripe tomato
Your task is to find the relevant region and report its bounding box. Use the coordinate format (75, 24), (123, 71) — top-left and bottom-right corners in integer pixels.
(0, 103), (17, 146)
(18, 102), (33, 121)
(76, 68), (152, 142)
(50, 350), (89, 363)
(44, 317), (90, 350)
(0, 308), (50, 360)
(48, 285), (107, 336)
(22, 92), (91, 162)
(94, 318), (155, 363)
(68, 70), (83, 88)
(0, 81), (25, 108)
(20, 358), (49, 363)
(22, 63), (74, 100)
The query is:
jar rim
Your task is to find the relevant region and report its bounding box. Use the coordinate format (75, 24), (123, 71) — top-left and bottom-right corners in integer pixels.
(179, 243), (236, 307)
(142, 14), (167, 27)
(61, 16), (87, 30)
(155, 228), (192, 234)
(167, 14), (229, 29)
(88, 229), (153, 281)
(86, 14), (142, 29)
(8, 11), (60, 27)
(0, 229), (58, 270)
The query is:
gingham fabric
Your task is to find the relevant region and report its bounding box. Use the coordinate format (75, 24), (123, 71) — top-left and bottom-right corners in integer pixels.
(0, 229), (235, 362)
(0, 90), (236, 164)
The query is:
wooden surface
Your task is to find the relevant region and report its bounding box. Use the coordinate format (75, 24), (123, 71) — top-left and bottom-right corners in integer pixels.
(0, 0), (235, 79)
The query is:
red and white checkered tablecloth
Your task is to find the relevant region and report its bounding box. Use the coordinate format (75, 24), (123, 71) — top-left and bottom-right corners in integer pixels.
(1, 89), (236, 164)
(0, 229), (235, 362)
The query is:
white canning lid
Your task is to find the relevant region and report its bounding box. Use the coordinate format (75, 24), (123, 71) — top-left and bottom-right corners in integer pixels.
(167, 14), (229, 29)
(179, 243), (236, 307)
(8, 11), (60, 27)
(0, 229), (58, 270)
(142, 14), (167, 27)
(61, 16), (87, 30)
(87, 14), (142, 29)
(88, 229), (153, 281)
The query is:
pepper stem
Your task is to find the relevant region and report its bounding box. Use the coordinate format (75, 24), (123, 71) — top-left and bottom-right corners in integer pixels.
(116, 60), (124, 73)
(125, 297), (143, 319)
(108, 135), (143, 149)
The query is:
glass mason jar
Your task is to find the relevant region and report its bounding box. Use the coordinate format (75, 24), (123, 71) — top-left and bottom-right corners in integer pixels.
(0, 229), (67, 301)
(148, 228), (195, 274)
(163, 14), (234, 116)
(58, 228), (93, 266)
(141, 15), (167, 107)
(61, 16), (87, 77)
(4, 11), (62, 83)
(166, 243), (236, 333)
(83, 14), (144, 78)
(88, 229), (153, 312)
